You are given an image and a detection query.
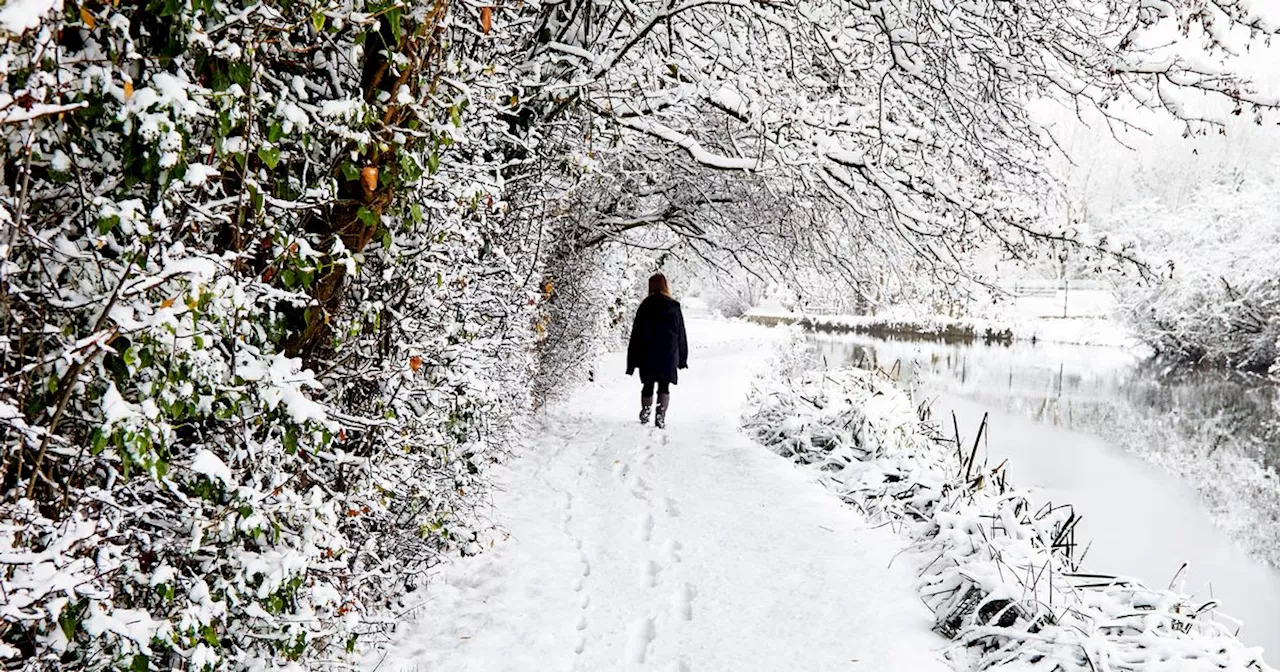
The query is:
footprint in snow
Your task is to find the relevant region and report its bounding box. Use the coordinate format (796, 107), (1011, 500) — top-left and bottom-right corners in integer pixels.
(662, 538), (682, 564)
(674, 582), (696, 621)
(638, 512), (655, 542)
(628, 474), (649, 498)
(643, 559), (661, 587)
(625, 618), (657, 664)
(662, 496), (681, 517)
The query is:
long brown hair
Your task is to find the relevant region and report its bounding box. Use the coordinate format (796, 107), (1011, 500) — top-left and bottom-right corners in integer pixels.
(647, 273), (672, 297)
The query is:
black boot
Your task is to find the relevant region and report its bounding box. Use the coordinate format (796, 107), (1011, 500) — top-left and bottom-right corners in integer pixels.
(640, 395), (653, 425)
(655, 392), (669, 429)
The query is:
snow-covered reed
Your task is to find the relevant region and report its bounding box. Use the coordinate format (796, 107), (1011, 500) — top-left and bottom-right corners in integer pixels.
(742, 358), (1273, 671)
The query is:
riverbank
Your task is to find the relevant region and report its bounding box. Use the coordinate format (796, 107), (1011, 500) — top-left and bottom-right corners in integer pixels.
(742, 309), (1141, 349)
(743, 349), (1276, 669)
(806, 331), (1280, 658)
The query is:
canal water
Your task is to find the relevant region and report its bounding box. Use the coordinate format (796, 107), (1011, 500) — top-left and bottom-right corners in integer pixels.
(810, 333), (1280, 659)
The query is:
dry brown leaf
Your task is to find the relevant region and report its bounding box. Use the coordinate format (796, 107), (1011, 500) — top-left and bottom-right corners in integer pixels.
(123, 80), (134, 100)
(360, 165), (378, 193)
(480, 6), (492, 34)
(80, 6), (95, 28)
(409, 356), (423, 372)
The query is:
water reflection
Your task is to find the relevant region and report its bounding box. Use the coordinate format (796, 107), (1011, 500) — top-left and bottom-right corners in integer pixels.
(810, 334), (1280, 566)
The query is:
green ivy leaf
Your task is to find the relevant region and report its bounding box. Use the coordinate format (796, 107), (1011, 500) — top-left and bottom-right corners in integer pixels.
(357, 206), (379, 228)
(399, 152), (422, 181)
(388, 8), (402, 43)
(58, 600), (86, 641)
(230, 62), (251, 88)
(427, 152), (439, 175)
(257, 145), (281, 169)
(311, 10), (326, 32)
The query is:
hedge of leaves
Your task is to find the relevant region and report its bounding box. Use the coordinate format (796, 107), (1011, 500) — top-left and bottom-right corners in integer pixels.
(0, 0), (551, 668)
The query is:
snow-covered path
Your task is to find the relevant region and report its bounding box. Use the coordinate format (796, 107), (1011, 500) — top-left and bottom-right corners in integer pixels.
(368, 319), (949, 671)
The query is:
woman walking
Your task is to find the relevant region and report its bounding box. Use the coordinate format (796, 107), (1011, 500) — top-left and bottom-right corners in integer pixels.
(626, 273), (689, 428)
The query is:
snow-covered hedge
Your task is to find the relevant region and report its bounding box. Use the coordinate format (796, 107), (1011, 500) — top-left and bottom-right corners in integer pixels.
(742, 365), (1273, 671)
(0, 0), (546, 668)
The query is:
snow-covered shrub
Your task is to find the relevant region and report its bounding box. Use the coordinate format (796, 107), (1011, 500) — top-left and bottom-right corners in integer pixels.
(1106, 168), (1280, 373)
(533, 237), (647, 404)
(0, 1), (545, 669)
(743, 368), (1273, 671)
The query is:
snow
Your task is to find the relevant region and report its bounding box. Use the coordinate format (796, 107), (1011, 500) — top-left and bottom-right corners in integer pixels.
(0, 101), (87, 124)
(613, 117), (761, 170)
(183, 163), (219, 186)
(101, 383), (140, 429)
(190, 449), (234, 487)
(320, 98), (365, 119)
(0, 0), (60, 34)
(238, 353), (330, 425)
(366, 318), (950, 671)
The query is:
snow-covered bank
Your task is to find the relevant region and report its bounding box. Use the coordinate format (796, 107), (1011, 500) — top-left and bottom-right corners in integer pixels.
(935, 394), (1280, 660)
(743, 310), (1141, 349)
(809, 331), (1280, 657)
(365, 319), (949, 671)
(742, 360), (1274, 670)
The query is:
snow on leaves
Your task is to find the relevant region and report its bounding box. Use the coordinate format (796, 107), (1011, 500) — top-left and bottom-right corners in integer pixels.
(0, 0), (544, 668)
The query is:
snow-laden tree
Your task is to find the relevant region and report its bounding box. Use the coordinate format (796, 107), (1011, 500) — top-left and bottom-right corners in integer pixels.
(1104, 163), (1280, 372)
(493, 0), (1279, 291)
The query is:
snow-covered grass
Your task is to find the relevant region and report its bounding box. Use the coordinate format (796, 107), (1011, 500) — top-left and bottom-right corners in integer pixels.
(741, 347), (1273, 671)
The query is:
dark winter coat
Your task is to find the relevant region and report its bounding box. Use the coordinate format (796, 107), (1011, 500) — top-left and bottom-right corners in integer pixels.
(626, 294), (689, 384)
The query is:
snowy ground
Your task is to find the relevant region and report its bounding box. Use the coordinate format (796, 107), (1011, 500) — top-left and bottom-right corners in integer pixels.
(365, 319), (950, 671)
